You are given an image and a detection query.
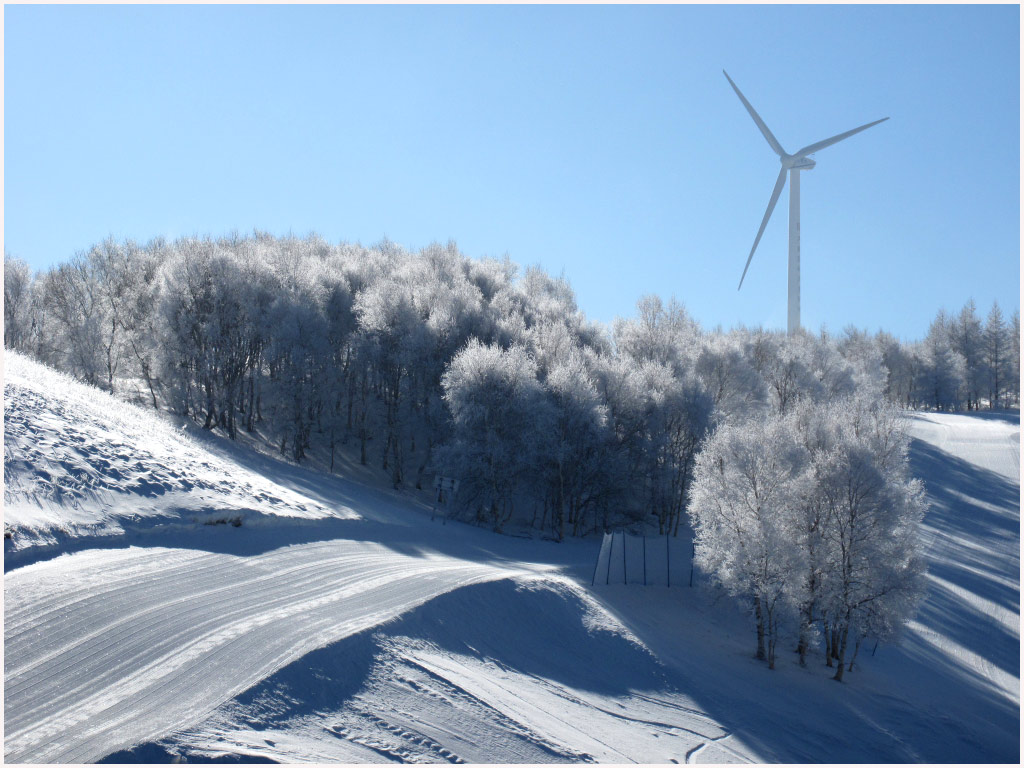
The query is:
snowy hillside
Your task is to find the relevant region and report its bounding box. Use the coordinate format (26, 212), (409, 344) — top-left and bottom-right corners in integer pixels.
(4, 351), (348, 557)
(4, 354), (1020, 763)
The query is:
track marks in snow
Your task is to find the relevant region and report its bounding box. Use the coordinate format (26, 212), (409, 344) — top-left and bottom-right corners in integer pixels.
(156, 578), (737, 764)
(4, 542), (520, 763)
(686, 733), (748, 764)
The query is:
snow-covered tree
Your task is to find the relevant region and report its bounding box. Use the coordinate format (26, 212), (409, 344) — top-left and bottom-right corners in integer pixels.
(876, 331), (917, 408)
(36, 254), (110, 388)
(689, 413), (808, 669)
(951, 300), (985, 410)
(983, 301), (1012, 409)
(439, 340), (555, 532)
(4, 254), (35, 351)
(613, 294), (700, 378)
(804, 397), (927, 681)
(1008, 310), (1020, 407)
(834, 326), (885, 403)
(544, 347), (616, 539)
(916, 312), (966, 411)
(694, 331), (768, 423)
(746, 329), (823, 414)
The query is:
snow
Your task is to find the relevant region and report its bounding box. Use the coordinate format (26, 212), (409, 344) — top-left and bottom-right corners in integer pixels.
(4, 354), (1020, 763)
(4, 353), (350, 558)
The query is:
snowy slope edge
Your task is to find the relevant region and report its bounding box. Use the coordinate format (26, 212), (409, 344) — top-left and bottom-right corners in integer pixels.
(4, 351), (349, 555)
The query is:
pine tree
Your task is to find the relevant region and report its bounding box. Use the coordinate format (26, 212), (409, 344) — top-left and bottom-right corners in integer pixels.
(983, 302), (1010, 409)
(952, 300), (984, 410)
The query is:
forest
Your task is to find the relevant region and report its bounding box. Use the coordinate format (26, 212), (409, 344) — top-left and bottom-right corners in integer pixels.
(3, 234), (1018, 540)
(3, 233), (1019, 676)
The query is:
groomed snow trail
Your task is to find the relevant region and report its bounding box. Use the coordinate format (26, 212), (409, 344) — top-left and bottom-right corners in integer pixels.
(4, 541), (521, 763)
(148, 576), (744, 764)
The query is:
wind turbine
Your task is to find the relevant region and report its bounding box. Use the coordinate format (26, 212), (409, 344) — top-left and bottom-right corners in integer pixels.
(724, 70), (888, 335)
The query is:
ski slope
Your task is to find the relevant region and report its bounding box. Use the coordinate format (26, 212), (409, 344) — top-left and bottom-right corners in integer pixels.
(4, 354), (755, 764)
(4, 352), (345, 556)
(5, 540), (529, 763)
(4, 353), (1019, 763)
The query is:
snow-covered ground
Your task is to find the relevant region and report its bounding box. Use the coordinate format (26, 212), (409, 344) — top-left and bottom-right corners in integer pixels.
(4, 353), (347, 559)
(4, 353), (1020, 763)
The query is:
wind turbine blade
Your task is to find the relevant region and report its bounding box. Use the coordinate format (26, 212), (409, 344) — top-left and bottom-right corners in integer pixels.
(738, 166), (788, 291)
(723, 70), (787, 157)
(794, 117), (889, 157)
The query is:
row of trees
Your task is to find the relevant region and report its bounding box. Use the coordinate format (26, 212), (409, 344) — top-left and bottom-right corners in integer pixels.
(2, 237), (1015, 544)
(877, 299), (1020, 412)
(4, 234), (895, 538)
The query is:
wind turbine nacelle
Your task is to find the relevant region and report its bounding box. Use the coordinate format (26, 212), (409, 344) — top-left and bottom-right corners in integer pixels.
(783, 155), (816, 170)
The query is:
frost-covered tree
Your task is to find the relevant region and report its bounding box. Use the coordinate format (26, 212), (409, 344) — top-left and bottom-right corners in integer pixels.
(158, 238), (258, 432)
(1008, 310), (1020, 407)
(263, 269), (331, 461)
(4, 254), (35, 351)
(544, 347), (617, 539)
(983, 301), (1011, 409)
(917, 312), (966, 411)
(614, 294), (700, 378)
(804, 397), (927, 681)
(951, 300), (985, 410)
(439, 341), (555, 532)
(694, 331), (768, 423)
(835, 326), (885, 403)
(355, 272), (423, 485)
(636, 362), (714, 537)
(876, 331), (917, 408)
(36, 254), (110, 388)
(692, 395), (926, 676)
(747, 329), (823, 414)
(689, 413), (808, 669)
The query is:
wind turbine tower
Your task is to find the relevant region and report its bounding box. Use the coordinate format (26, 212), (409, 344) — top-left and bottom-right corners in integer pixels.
(724, 70), (888, 335)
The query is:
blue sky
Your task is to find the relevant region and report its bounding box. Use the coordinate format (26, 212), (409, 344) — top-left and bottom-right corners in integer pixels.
(4, 4), (1019, 340)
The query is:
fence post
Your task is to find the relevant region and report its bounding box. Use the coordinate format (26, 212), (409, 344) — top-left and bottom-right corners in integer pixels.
(606, 532), (613, 585)
(591, 535), (602, 587)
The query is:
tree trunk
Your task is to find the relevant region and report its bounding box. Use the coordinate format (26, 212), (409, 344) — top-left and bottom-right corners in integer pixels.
(755, 598), (766, 661)
(833, 622), (850, 682)
(358, 374), (368, 465)
(848, 635), (863, 673)
(797, 618), (810, 668)
(824, 621), (833, 667)
(203, 389), (215, 430)
(247, 374), (256, 432)
(557, 461), (566, 543)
